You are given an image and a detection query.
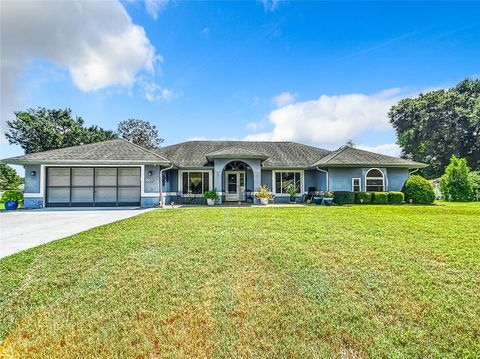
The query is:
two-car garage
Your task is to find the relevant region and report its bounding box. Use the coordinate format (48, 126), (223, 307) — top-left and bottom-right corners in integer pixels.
(46, 167), (141, 207)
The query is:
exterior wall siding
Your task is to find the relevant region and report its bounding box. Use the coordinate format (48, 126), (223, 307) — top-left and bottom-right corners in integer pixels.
(261, 170), (272, 189)
(386, 168), (409, 191)
(24, 164), (41, 193)
(304, 169), (327, 192)
(328, 168), (364, 192)
(144, 165), (160, 193)
(141, 196), (160, 207)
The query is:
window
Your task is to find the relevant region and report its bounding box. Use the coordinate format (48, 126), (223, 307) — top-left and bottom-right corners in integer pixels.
(365, 168), (384, 192)
(181, 171), (211, 195)
(274, 171), (302, 194)
(352, 178), (361, 192)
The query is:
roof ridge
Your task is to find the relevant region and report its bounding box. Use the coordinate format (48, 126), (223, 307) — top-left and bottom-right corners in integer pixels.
(119, 138), (170, 162)
(323, 146), (348, 163)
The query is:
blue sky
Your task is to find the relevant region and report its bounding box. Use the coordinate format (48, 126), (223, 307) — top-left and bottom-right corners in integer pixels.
(1, 0), (479, 166)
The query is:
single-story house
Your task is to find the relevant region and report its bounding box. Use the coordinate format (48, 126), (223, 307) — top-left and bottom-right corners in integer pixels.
(2, 139), (427, 208)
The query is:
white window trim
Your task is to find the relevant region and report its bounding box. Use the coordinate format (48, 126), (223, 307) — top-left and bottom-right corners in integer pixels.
(365, 168), (385, 192)
(178, 170), (213, 196)
(352, 177), (361, 192)
(271, 170), (305, 196)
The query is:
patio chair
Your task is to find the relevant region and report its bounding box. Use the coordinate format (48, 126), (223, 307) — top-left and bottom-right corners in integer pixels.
(305, 187), (317, 203)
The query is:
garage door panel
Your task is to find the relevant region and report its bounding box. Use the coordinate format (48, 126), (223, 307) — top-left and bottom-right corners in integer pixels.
(47, 188), (70, 203)
(95, 168), (117, 186)
(71, 188), (93, 203)
(48, 168), (70, 186)
(72, 168), (93, 186)
(118, 168), (141, 186)
(118, 187), (140, 203)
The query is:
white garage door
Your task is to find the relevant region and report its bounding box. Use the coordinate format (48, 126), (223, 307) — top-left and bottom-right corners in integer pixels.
(46, 167), (141, 207)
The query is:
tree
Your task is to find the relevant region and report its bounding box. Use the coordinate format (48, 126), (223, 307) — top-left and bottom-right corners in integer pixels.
(5, 108), (117, 154)
(117, 119), (164, 149)
(389, 78), (480, 178)
(0, 164), (23, 190)
(440, 156), (474, 202)
(468, 171), (480, 201)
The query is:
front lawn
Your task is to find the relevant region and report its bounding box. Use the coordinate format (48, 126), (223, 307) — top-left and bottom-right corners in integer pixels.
(1, 204), (479, 357)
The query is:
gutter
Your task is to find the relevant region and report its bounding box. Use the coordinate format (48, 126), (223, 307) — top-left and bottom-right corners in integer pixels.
(159, 164), (174, 207)
(409, 168), (420, 176)
(316, 167), (329, 191)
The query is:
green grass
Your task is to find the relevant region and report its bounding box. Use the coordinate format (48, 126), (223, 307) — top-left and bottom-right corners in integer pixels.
(1, 203), (479, 358)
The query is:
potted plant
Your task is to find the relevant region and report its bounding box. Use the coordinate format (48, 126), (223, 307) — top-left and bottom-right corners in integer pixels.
(255, 185), (273, 205)
(2, 190), (23, 210)
(313, 191), (324, 205)
(323, 191), (334, 206)
(204, 189), (219, 206)
(287, 184), (297, 203)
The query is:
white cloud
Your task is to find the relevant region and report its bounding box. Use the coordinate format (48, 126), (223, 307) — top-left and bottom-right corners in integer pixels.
(1, 0), (163, 133)
(260, 0), (282, 12)
(145, 0), (169, 20)
(356, 143), (401, 157)
(140, 78), (180, 102)
(201, 27), (210, 36)
(272, 91), (297, 107)
(245, 88), (407, 148)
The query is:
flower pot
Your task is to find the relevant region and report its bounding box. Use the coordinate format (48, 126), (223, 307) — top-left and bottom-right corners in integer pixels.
(259, 198), (268, 205)
(206, 198), (215, 206)
(313, 197), (323, 205)
(323, 198), (334, 206)
(289, 196), (296, 203)
(5, 200), (18, 210)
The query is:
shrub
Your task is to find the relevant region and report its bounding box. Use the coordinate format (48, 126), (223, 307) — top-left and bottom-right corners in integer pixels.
(440, 156), (474, 201)
(469, 171), (480, 201)
(371, 192), (388, 204)
(204, 189), (219, 200)
(388, 191), (404, 204)
(255, 185), (273, 200)
(333, 191), (355, 205)
(1, 190), (23, 202)
(355, 192), (372, 204)
(402, 175), (435, 204)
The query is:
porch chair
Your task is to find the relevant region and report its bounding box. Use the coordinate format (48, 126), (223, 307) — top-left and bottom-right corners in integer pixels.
(305, 187), (317, 203)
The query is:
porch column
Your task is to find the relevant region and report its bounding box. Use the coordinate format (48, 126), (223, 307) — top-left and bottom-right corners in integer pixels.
(213, 160), (225, 203)
(250, 161), (262, 204)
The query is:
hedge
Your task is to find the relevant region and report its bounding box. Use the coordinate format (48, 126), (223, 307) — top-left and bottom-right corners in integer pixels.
(333, 191), (355, 205)
(371, 192), (388, 204)
(388, 191), (404, 204)
(402, 175), (435, 204)
(355, 191), (372, 204)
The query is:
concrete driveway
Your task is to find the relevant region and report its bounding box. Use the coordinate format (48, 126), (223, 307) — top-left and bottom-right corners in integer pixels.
(0, 207), (153, 259)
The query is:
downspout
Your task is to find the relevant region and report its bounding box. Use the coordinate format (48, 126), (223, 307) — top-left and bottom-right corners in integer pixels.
(409, 168), (419, 176)
(316, 167), (329, 192)
(159, 164), (174, 207)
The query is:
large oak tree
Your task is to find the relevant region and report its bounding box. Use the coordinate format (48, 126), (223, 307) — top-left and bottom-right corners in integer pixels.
(389, 79), (480, 178)
(5, 108), (117, 154)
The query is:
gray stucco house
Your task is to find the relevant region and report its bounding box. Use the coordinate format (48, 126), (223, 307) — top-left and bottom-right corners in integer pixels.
(3, 139), (427, 208)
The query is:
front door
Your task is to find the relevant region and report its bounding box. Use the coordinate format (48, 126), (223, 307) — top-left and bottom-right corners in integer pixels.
(225, 171), (246, 201)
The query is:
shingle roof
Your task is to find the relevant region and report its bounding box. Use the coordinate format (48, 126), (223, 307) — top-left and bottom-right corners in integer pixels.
(2, 139), (428, 169)
(206, 146), (269, 160)
(156, 141), (331, 168)
(2, 139), (170, 165)
(314, 146), (428, 169)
